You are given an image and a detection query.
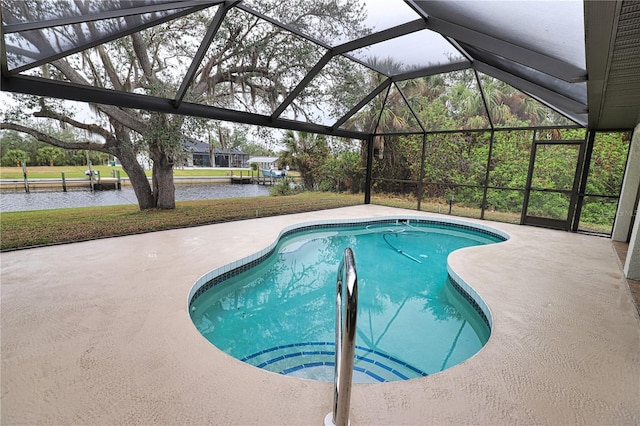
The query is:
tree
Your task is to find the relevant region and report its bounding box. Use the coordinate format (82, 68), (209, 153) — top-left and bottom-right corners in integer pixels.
(36, 146), (65, 166)
(0, 130), (27, 159)
(1, 149), (29, 167)
(279, 130), (329, 189)
(317, 149), (364, 193)
(1, 0), (368, 209)
(0, 128), (49, 166)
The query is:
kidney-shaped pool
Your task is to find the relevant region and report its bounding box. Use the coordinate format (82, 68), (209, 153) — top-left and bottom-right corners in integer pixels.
(189, 217), (507, 383)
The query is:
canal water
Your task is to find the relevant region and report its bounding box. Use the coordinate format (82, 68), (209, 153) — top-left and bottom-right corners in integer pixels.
(0, 184), (270, 213)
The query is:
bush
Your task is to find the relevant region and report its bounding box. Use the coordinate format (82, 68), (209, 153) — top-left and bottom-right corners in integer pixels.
(269, 178), (302, 196)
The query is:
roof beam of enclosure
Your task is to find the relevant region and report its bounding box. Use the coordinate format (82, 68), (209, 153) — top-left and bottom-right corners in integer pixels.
(236, 3), (333, 50)
(1, 75), (367, 139)
(332, 19), (427, 55)
(2, 0), (223, 33)
(391, 61), (471, 82)
(331, 78), (392, 131)
(475, 61), (588, 114)
(444, 37), (474, 63)
(474, 62), (587, 126)
(6, 5), (212, 75)
(338, 52), (394, 77)
(373, 84), (393, 134)
(174, 1), (239, 108)
(394, 82), (426, 132)
(404, 0), (586, 84)
(457, 40), (587, 105)
(474, 69), (495, 130)
(270, 51), (333, 120)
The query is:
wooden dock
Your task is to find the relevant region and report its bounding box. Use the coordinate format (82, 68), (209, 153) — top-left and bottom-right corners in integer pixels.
(0, 177), (121, 191)
(253, 176), (281, 185)
(230, 176), (253, 184)
(93, 178), (120, 190)
(231, 175), (283, 185)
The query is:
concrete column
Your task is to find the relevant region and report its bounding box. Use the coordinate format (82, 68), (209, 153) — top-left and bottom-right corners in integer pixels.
(612, 123), (640, 242)
(612, 123), (640, 280)
(624, 210), (640, 280)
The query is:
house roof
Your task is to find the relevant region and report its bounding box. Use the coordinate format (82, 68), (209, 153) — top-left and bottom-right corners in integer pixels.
(1, 1), (638, 133)
(248, 156), (279, 164)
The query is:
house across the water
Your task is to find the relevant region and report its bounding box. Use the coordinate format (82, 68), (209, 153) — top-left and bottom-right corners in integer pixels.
(182, 138), (249, 168)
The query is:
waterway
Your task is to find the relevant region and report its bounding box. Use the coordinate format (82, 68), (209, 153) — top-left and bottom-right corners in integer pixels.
(0, 184), (270, 213)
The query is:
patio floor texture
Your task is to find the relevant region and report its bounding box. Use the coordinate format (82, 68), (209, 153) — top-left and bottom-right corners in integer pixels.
(1, 205), (639, 425)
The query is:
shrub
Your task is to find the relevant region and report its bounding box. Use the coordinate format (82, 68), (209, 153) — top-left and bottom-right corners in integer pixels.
(269, 178), (302, 196)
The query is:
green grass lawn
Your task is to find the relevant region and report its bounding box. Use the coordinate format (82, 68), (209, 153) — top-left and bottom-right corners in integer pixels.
(0, 192), (363, 251)
(0, 184), (612, 251)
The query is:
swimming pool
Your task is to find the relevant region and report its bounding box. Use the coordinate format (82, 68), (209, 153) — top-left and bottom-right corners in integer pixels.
(189, 217), (507, 383)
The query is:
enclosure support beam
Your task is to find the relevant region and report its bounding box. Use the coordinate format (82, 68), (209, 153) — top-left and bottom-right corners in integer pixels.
(572, 130), (596, 231)
(480, 130), (495, 220)
(332, 19), (426, 55)
(417, 133), (427, 211)
(331, 79), (391, 131)
(1, 74), (366, 140)
(271, 51), (333, 120)
(364, 134), (374, 204)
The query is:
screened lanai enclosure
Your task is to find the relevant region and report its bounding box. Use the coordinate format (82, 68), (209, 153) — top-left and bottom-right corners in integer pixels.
(1, 0), (639, 236)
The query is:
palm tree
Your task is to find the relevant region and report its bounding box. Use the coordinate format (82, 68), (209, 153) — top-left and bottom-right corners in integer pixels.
(279, 130), (329, 189)
(478, 74), (552, 127)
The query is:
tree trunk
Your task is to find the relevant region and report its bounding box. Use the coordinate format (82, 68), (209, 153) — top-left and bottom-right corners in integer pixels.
(152, 161), (175, 209)
(149, 143), (175, 209)
(109, 121), (156, 210)
(115, 147), (156, 210)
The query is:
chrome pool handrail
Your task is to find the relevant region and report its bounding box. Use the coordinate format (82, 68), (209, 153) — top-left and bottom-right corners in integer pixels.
(331, 248), (358, 426)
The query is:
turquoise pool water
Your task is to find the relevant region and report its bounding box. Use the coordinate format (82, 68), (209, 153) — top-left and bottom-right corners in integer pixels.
(189, 219), (505, 383)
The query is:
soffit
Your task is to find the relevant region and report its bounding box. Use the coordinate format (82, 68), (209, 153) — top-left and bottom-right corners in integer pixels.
(586, 0), (640, 130)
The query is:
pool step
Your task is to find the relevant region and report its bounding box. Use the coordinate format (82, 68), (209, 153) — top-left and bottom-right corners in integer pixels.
(240, 342), (428, 383)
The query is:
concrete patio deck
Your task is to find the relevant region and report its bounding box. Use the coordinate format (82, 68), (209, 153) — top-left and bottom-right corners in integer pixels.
(1, 205), (639, 425)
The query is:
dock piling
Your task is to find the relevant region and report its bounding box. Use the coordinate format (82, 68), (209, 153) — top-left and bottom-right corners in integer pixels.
(21, 160), (29, 193)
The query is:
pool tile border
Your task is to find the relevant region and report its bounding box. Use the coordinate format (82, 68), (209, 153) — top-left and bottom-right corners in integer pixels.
(447, 275), (491, 328)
